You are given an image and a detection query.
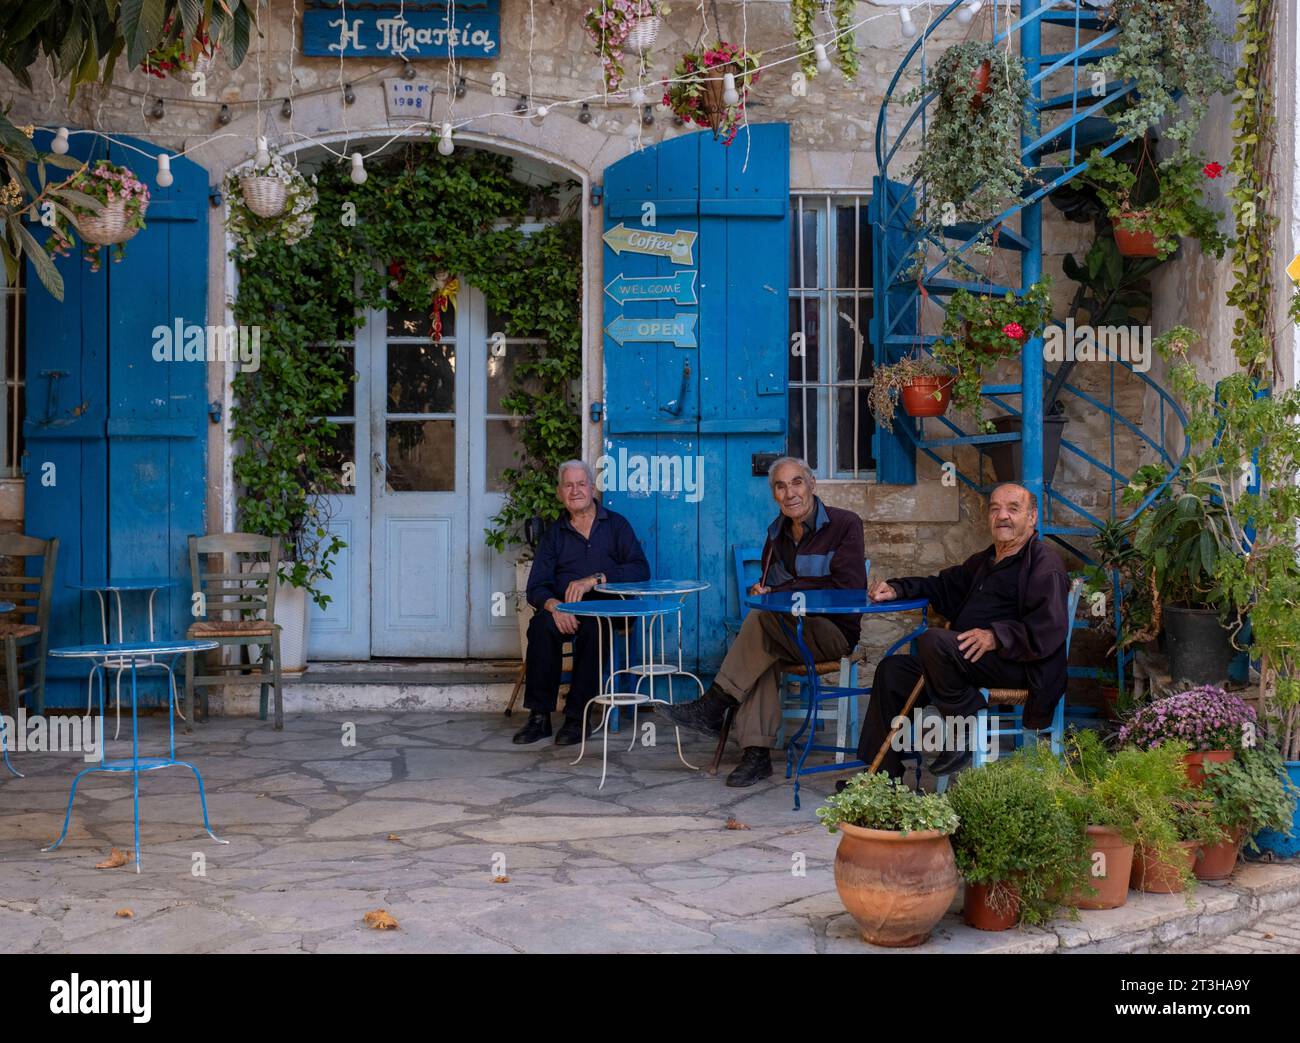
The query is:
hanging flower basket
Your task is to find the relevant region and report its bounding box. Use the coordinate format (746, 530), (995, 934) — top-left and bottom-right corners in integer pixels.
(584, 1), (670, 92)
(664, 42), (761, 146)
(224, 151), (318, 260)
(45, 160), (151, 272)
(140, 15), (217, 79)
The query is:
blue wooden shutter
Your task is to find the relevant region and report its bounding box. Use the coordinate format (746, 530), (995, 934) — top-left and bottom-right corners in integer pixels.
(871, 175), (918, 485)
(25, 131), (208, 707)
(602, 124), (789, 670)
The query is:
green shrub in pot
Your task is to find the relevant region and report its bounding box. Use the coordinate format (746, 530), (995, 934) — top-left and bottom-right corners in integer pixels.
(817, 771), (958, 835)
(1201, 744), (1300, 851)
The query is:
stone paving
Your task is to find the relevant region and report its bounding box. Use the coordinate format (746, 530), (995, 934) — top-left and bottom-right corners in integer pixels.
(0, 709), (1296, 954)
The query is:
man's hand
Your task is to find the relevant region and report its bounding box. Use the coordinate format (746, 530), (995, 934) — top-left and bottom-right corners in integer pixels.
(956, 628), (997, 662)
(868, 580), (898, 603)
(550, 608), (580, 636)
(747, 582), (771, 596)
(564, 575), (600, 603)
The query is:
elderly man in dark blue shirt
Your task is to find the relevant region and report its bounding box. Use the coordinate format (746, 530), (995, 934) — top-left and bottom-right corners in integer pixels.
(514, 459), (651, 746)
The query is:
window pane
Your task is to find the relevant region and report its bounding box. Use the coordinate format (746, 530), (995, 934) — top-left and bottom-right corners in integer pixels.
(387, 342), (455, 414)
(386, 420), (454, 491)
(835, 204), (871, 289)
(787, 388), (819, 471)
(324, 345), (356, 417)
(790, 204), (819, 289)
(787, 297), (821, 382)
(314, 422), (355, 495)
(835, 297), (874, 382)
(487, 342), (539, 414)
(835, 388), (875, 474)
(486, 418), (526, 492)
(387, 301), (456, 339)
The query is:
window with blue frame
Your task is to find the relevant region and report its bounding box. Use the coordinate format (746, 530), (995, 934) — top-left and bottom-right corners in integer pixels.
(788, 193), (875, 479)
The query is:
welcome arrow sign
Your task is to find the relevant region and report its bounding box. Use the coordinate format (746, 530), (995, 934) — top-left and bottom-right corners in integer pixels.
(604, 314), (698, 348)
(602, 223), (697, 265)
(603, 270), (699, 306)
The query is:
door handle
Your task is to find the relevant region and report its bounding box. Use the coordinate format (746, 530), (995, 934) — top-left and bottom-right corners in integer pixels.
(372, 451), (386, 476)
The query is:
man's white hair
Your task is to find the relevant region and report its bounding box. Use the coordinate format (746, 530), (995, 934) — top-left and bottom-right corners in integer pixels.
(767, 456), (814, 491)
(556, 459), (595, 487)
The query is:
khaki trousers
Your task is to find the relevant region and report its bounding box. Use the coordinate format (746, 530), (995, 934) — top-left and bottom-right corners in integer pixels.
(714, 611), (851, 750)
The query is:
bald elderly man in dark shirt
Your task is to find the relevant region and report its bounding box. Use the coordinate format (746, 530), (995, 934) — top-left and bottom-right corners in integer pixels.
(855, 482), (1070, 779)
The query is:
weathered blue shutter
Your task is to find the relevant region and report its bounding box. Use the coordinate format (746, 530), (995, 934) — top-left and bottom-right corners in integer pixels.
(871, 176), (918, 484)
(25, 131), (208, 707)
(602, 124), (789, 670)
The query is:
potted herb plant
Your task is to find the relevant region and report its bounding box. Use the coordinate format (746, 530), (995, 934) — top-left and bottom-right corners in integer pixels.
(1120, 685), (1258, 787)
(946, 752), (1090, 931)
(817, 772), (959, 947)
(934, 276), (1052, 433)
(1079, 149), (1228, 261)
(1130, 798), (1217, 894)
(45, 159), (150, 272)
(904, 40), (1032, 248)
(868, 354), (954, 431)
(584, 1), (670, 93)
(663, 42), (760, 145)
(1198, 744), (1300, 878)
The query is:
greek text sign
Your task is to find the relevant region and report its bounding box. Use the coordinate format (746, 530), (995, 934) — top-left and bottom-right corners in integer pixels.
(303, 1), (500, 59)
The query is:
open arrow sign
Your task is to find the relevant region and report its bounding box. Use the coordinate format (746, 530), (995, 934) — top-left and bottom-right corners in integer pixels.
(603, 270), (698, 306)
(604, 313), (698, 348)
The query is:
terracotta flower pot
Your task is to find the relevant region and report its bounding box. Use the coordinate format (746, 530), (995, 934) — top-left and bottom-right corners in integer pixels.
(700, 61), (740, 137)
(833, 822), (959, 947)
(1112, 212), (1158, 257)
(969, 59), (992, 111)
(1130, 841), (1198, 894)
(1068, 826), (1134, 910)
(901, 376), (954, 418)
(963, 881), (1019, 932)
(1184, 749), (1235, 788)
(1099, 685), (1121, 722)
(1194, 827), (1245, 881)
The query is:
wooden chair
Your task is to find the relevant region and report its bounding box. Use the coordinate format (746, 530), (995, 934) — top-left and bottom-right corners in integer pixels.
(0, 534), (57, 718)
(183, 534), (283, 730)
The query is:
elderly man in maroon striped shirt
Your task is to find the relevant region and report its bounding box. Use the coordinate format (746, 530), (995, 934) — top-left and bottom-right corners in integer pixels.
(658, 457), (866, 787)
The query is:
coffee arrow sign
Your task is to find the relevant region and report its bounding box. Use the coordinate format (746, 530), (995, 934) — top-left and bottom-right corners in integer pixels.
(605, 313), (698, 348)
(602, 223), (697, 265)
(604, 270), (698, 306)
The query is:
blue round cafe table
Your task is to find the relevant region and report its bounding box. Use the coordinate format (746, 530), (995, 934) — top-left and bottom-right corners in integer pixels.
(743, 590), (929, 810)
(593, 579), (710, 703)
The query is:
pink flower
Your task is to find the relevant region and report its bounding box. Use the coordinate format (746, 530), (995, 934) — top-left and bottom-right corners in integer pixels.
(1002, 322), (1025, 341)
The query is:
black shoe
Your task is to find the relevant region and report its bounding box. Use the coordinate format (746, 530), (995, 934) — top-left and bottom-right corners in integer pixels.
(512, 711), (552, 745)
(655, 684), (739, 739)
(726, 747), (773, 788)
(929, 747), (973, 777)
(554, 716), (597, 747)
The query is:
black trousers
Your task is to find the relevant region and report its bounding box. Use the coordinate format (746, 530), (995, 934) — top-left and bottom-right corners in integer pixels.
(523, 607), (601, 721)
(855, 628), (1028, 779)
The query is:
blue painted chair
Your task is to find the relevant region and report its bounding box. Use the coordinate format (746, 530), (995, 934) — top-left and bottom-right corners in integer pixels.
(720, 545), (868, 760)
(934, 577), (1085, 792)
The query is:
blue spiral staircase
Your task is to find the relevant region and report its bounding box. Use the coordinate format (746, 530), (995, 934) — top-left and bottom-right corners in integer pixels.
(873, 0), (1192, 691)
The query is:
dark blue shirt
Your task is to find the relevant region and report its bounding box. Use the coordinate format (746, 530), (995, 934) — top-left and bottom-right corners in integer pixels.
(526, 505), (650, 609)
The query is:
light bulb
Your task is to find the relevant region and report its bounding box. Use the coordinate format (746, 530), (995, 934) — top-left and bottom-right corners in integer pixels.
(51, 127), (69, 154)
(156, 153), (173, 188)
(630, 86), (647, 106)
(437, 124), (454, 156)
(531, 104), (548, 126)
(899, 7), (917, 38)
(814, 43), (832, 74)
(254, 135), (270, 168)
(722, 72), (740, 107)
(957, 1), (983, 26)
(349, 151), (367, 184)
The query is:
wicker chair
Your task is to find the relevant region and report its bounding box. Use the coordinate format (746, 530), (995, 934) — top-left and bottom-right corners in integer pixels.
(183, 534), (283, 730)
(0, 534), (57, 718)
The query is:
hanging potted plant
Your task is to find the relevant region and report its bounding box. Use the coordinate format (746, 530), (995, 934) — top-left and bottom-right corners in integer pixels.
(1197, 745), (1299, 880)
(1079, 149), (1228, 261)
(791, 0), (859, 81)
(904, 41), (1032, 248)
(139, 15), (217, 80)
(946, 751), (1090, 931)
(868, 354), (954, 430)
(933, 276), (1052, 433)
(816, 772), (959, 947)
(1120, 686), (1259, 788)
(664, 41), (761, 145)
(223, 149), (318, 260)
(584, 1), (671, 93)
(44, 160), (150, 272)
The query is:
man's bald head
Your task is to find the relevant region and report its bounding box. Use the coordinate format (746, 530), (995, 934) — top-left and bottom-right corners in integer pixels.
(991, 482), (1037, 514)
(988, 483), (1038, 552)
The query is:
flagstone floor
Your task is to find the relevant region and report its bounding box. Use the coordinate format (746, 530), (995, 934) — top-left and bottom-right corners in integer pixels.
(0, 710), (1296, 954)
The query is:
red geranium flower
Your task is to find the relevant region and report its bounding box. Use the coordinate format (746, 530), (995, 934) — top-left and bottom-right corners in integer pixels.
(1203, 161), (1224, 179)
(1003, 322), (1025, 341)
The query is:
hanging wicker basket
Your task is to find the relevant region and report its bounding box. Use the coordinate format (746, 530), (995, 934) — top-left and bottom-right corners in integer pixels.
(74, 197), (147, 246)
(700, 61), (739, 137)
(240, 174), (289, 218)
(625, 15), (662, 54)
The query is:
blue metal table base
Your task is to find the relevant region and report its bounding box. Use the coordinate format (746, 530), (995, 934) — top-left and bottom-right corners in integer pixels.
(43, 655), (227, 873)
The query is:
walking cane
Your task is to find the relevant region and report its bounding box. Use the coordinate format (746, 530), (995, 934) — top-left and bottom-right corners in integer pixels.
(866, 675), (926, 774)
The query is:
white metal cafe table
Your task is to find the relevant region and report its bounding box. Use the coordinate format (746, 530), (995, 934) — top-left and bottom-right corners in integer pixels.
(43, 639), (228, 873)
(593, 579), (710, 704)
(555, 597), (699, 788)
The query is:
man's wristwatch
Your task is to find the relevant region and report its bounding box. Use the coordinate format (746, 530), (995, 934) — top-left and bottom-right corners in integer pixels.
(593, 572), (607, 586)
